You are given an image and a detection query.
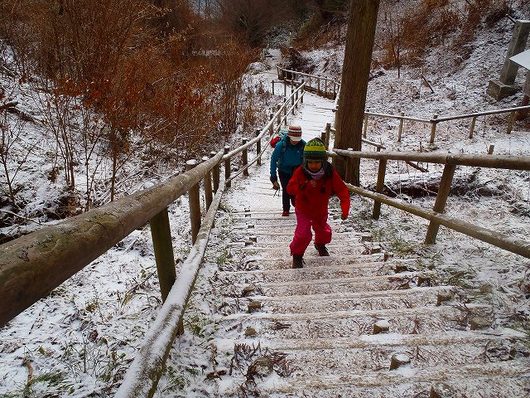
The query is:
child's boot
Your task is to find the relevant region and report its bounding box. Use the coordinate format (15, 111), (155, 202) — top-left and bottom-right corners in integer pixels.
(292, 255), (304, 269)
(315, 244), (330, 256)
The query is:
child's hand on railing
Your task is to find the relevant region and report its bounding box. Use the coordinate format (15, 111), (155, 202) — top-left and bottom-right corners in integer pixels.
(272, 181), (280, 190)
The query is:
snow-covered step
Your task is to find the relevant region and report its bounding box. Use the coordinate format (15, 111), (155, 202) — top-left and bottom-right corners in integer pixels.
(216, 260), (411, 283)
(229, 238), (376, 248)
(234, 252), (396, 269)
(218, 360), (530, 398)
(226, 271), (435, 297)
(232, 286), (454, 314)
(240, 243), (382, 257)
(215, 334), (528, 375)
(217, 304), (491, 339)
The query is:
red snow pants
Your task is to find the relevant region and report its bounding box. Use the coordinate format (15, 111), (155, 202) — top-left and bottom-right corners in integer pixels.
(289, 208), (332, 256)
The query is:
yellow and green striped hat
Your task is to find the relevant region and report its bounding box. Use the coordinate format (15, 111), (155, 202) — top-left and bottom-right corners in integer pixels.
(303, 137), (327, 160)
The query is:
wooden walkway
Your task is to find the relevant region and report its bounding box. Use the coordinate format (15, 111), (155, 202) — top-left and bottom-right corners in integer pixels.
(155, 88), (529, 397)
(202, 153), (529, 397)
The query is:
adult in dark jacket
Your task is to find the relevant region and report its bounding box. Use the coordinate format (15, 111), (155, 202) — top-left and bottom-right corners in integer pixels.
(270, 125), (306, 216)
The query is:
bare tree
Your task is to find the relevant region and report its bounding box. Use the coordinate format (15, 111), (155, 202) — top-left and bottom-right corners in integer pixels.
(333, 0), (380, 185)
(0, 111), (36, 208)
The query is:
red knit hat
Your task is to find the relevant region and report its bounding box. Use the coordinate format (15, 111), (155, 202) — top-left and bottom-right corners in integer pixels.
(287, 125), (302, 142)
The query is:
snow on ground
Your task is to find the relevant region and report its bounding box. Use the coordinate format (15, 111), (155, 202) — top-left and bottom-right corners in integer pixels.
(1, 12), (530, 398)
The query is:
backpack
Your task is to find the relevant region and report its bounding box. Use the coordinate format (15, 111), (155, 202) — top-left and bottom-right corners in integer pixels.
(269, 128), (288, 148)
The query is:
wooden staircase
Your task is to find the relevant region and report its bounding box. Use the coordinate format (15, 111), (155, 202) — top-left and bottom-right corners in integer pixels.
(204, 201), (529, 397)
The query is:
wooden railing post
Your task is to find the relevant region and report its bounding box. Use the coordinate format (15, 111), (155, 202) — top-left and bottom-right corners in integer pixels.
(507, 111), (515, 134)
(325, 122), (331, 149)
(425, 164), (456, 244)
(429, 113), (439, 144)
(150, 208), (176, 302)
(300, 81), (304, 104)
(242, 138), (249, 176)
(256, 129), (262, 166)
(283, 80), (287, 97)
(317, 78), (321, 95)
(283, 98), (288, 125)
(186, 160), (201, 244)
(363, 112), (369, 138)
(469, 116), (477, 139)
(271, 80), (275, 96)
(211, 151), (220, 193)
(202, 156), (213, 209)
(372, 159), (387, 219)
(344, 148), (354, 183)
(224, 146), (231, 188)
(398, 112), (405, 142)
(291, 83), (295, 114)
(276, 104), (281, 125)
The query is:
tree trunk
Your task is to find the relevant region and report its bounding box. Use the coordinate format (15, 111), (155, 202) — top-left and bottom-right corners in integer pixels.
(333, 0), (380, 185)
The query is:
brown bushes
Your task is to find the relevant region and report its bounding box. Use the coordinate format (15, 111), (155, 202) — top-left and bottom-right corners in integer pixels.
(379, 0), (518, 70)
(0, 0), (264, 211)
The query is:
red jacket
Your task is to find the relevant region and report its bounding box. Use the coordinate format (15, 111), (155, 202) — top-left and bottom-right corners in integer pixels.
(287, 162), (350, 218)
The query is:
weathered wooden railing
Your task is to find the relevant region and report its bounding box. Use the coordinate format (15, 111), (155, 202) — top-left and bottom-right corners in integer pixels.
(331, 149), (530, 258)
(277, 67), (530, 146)
(0, 81), (305, 396)
(276, 65), (339, 99)
(360, 104), (530, 145)
(116, 83), (304, 397)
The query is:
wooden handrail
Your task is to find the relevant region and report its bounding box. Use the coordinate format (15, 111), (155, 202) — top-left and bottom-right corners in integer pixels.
(332, 148), (530, 258)
(116, 186), (225, 398)
(222, 83), (305, 160)
(347, 184), (530, 258)
(332, 149), (530, 170)
(0, 150), (224, 327)
(435, 104), (530, 122)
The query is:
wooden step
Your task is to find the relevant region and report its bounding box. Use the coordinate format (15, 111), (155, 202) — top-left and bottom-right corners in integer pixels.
(225, 271), (435, 297)
(229, 252), (398, 270)
(216, 286), (454, 315)
(214, 331), (529, 376)
(217, 260), (414, 283)
(218, 359), (530, 397)
(216, 304), (491, 339)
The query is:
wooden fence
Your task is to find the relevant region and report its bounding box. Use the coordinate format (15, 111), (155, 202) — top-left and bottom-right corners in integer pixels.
(276, 65), (339, 99)
(331, 149), (530, 258)
(277, 66), (530, 146)
(0, 82), (305, 397)
(361, 105), (530, 145)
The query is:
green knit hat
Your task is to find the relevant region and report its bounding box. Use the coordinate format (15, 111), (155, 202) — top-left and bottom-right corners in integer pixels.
(303, 137), (327, 160)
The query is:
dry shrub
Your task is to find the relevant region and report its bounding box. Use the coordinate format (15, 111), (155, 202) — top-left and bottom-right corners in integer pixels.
(380, 0), (514, 69)
(0, 0), (260, 207)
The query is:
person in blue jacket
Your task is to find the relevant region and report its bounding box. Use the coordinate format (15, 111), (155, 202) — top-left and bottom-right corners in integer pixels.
(270, 125), (306, 216)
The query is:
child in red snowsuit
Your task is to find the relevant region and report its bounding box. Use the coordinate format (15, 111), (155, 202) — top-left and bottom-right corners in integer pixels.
(287, 137), (350, 268)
